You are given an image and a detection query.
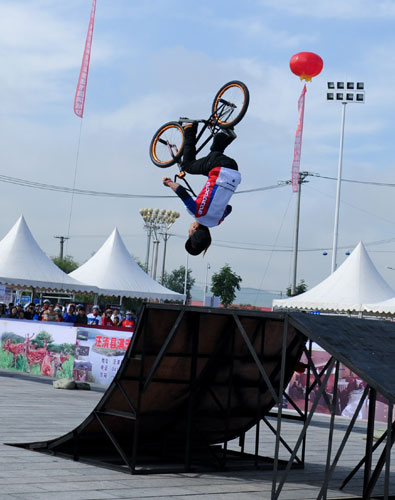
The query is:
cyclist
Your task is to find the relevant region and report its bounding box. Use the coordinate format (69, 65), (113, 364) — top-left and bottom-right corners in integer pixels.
(163, 122), (241, 256)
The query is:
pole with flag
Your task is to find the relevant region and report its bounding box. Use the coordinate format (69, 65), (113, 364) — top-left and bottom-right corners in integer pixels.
(66, 0), (98, 256)
(288, 52), (323, 295)
(74, 0), (97, 118)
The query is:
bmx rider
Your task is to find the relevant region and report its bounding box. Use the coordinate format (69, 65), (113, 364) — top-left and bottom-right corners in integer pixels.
(163, 122), (241, 256)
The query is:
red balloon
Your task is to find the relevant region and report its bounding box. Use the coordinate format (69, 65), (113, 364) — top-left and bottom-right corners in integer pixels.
(289, 52), (323, 82)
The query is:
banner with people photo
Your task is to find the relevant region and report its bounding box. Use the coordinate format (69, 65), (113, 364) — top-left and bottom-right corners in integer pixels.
(286, 344), (389, 423)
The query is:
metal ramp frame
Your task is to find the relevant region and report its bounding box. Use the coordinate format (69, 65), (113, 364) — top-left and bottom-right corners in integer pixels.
(10, 306), (395, 499)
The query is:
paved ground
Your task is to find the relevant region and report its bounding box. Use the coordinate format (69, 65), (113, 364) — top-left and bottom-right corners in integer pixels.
(0, 372), (394, 500)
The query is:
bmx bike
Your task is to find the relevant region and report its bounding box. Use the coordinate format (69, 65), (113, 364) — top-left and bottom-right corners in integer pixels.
(149, 80), (249, 170)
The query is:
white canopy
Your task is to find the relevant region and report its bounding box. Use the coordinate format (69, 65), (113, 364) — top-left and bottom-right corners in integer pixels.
(70, 228), (184, 301)
(363, 297), (395, 314)
(273, 241), (395, 312)
(0, 216), (98, 293)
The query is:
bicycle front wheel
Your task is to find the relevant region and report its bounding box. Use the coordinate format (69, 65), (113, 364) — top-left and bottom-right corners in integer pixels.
(149, 121), (185, 168)
(211, 81), (249, 129)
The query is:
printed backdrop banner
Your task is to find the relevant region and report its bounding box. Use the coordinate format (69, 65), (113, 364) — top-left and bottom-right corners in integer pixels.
(74, 326), (133, 386)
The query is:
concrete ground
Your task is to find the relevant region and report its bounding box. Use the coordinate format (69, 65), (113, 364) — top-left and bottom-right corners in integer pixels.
(0, 372), (394, 500)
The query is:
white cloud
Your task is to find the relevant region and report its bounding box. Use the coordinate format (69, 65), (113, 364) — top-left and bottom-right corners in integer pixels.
(0, 1), (113, 113)
(259, 0), (395, 19)
(217, 17), (316, 48)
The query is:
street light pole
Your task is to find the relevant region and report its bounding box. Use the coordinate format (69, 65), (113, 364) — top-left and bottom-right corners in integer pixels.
(184, 253), (189, 305)
(203, 263), (211, 306)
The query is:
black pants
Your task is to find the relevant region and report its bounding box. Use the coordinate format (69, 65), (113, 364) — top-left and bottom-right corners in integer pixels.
(182, 130), (238, 176)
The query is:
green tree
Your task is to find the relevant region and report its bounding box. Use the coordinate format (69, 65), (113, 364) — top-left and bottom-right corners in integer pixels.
(210, 264), (242, 308)
(52, 255), (79, 274)
(133, 255), (148, 273)
(286, 279), (308, 297)
(163, 266), (195, 302)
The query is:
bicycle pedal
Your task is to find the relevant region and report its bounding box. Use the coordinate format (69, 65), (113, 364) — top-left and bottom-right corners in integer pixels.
(176, 171), (186, 179)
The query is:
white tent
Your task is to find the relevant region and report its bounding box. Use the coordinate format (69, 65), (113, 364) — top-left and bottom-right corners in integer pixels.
(70, 228), (184, 301)
(363, 297), (395, 314)
(0, 216), (98, 293)
(272, 241), (395, 312)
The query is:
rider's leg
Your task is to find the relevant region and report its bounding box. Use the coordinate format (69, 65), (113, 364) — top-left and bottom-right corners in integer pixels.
(182, 123), (212, 176)
(210, 129), (236, 153)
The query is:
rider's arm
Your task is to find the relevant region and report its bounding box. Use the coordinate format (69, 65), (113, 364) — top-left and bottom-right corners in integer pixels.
(175, 185), (197, 214)
(163, 178), (197, 214)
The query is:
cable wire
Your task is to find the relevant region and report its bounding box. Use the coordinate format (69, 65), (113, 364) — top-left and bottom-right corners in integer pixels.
(0, 174), (286, 199)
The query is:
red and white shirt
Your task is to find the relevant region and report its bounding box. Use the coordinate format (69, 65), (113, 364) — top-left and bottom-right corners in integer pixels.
(176, 167), (241, 227)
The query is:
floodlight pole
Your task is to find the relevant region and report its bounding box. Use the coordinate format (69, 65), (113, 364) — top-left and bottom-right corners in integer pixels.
(332, 102), (347, 273)
(152, 237), (160, 280)
(145, 227), (152, 271)
(326, 80), (365, 272)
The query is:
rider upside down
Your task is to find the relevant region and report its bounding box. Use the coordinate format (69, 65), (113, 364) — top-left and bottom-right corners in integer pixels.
(163, 122), (241, 256)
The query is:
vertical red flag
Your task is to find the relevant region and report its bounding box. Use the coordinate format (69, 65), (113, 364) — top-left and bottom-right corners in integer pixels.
(291, 84), (307, 192)
(74, 0), (97, 118)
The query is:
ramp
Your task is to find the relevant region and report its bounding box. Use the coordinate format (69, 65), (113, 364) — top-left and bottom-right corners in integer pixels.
(288, 312), (395, 404)
(18, 304), (306, 472)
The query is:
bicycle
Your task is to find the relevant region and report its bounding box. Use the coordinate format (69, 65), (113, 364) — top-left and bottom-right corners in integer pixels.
(149, 81), (249, 174)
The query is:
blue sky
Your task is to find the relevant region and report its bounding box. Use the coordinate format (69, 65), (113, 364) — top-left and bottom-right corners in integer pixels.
(1, 0), (395, 301)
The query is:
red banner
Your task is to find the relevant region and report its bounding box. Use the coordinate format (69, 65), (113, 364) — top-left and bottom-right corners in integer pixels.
(291, 84), (307, 193)
(74, 0), (97, 118)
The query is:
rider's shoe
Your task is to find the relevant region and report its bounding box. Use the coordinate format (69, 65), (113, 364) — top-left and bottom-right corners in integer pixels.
(183, 120), (198, 136)
(210, 128), (236, 153)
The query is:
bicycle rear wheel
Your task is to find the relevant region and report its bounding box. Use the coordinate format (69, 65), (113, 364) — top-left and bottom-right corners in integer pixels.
(149, 121), (185, 168)
(211, 81), (249, 129)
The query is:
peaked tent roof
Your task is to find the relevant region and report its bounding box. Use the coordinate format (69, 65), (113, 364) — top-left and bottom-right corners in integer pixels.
(70, 228), (184, 301)
(272, 241), (395, 312)
(0, 216), (99, 293)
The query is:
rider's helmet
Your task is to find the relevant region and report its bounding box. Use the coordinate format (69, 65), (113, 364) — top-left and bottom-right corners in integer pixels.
(185, 225), (212, 256)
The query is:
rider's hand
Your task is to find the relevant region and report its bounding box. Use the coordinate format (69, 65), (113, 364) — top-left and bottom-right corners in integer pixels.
(163, 178), (180, 192)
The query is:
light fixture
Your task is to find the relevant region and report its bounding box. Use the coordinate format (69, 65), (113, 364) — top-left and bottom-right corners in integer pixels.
(327, 81), (365, 104)
(139, 208), (180, 281)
